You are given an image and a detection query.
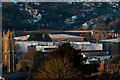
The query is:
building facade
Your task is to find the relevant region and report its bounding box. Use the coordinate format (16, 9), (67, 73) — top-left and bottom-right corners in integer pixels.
(3, 30), (15, 73)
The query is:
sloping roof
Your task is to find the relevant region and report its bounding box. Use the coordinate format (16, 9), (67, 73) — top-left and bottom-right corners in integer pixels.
(14, 35), (30, 40)
(49, 34), (84, 39)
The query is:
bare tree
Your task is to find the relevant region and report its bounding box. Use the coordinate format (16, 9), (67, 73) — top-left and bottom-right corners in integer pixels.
(32, 43), (82, 79)
(33, 56), (81, 79)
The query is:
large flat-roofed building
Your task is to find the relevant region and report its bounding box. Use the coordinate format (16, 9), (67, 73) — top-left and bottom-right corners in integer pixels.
(70, 42), (103, 51)
(49, 34), (84, 42)
(15, 41), (62, 53)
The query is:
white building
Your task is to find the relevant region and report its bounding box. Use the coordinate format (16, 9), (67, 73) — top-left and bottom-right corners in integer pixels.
(15, 41), (62, 53)
(70, 42), (103, 51)
(36, 45), (58, 52)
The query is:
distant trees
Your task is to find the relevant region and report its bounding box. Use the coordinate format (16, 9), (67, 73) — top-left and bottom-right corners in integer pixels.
(4, 2), (120, 30)
(97, 56), (120, 80)
(95, 23), (106, 30)
(42, 34), (52, 41)
(93, 18), (120, 31)
(28, 34), (51, 41)
(98, 72), (120, 80)
(108, 56), (120, 64)
(108, 18), (120, 32)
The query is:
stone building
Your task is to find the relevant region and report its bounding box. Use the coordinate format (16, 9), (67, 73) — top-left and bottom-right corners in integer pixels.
(3, 30), (15, 73)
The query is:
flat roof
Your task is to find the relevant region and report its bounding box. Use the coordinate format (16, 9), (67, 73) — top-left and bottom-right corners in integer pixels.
(100, 38), (120, 43)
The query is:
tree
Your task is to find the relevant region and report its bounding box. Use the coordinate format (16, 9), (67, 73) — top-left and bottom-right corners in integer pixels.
(95, 23), (106, 30)
(33, 56), (81, 79)
(42, 34), (52, 41)
(108, 18), (120, 33)
(32, 43), (82, 79)
(33, 51), (44, 72)
(20, 61), (29, 72)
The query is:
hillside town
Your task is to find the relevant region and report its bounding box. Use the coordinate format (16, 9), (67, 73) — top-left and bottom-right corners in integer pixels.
(2, 29), (120, 79)
(1, 1), (120, 80)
